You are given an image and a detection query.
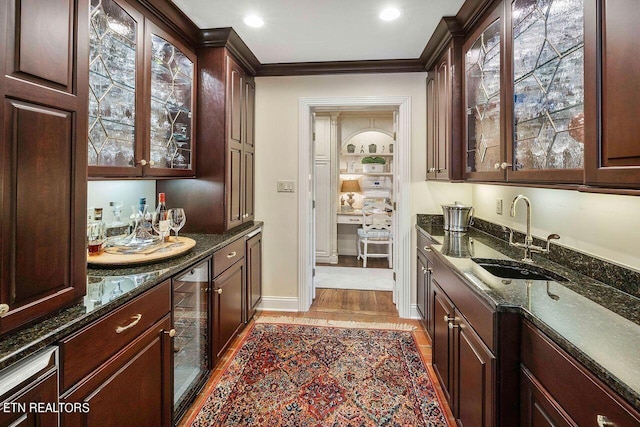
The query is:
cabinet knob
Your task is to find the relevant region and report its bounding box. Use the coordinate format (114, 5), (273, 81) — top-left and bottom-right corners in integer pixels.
(500, 162), (513, 170)
(215, 288), (223, 295)
(444, 315), (456, 322)
(164, 329), (176, 337)
(427, 268), (433, 274)
(139, 159), (147, 166)
(428, 167), (436, 173)
(148, 160), (155, 166)
(448, 322), (460, 329)
(423, 267), (428, 275)
(494, 163), (500, 170)
(0, 304), (8, 315)
(423, 246), (431, 252)
(597, 415), (615, 427)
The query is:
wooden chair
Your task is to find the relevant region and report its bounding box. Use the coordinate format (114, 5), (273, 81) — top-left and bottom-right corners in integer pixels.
(357, 201), (392, 268)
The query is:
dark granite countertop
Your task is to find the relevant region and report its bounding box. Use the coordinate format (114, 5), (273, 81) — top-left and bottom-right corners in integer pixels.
(416, 217), (640, 412)
(0, 222), (263, 371)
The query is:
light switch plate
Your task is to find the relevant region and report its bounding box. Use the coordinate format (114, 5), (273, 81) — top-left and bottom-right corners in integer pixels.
(496, 198), (503, 215)
(277, 180), (295, 193)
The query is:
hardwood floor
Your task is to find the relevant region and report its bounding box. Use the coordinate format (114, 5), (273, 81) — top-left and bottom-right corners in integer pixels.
(178, 291), (456, 426)
(317, 255), (391, 269)
(309, 288), (397, 316)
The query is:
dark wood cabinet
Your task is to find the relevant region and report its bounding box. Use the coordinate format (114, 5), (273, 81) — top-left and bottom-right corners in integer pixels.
(245, 230), (262, 322)
(426, 22), (463, 181)
(416, 250), (428, 324)
(61, 315), (173, 427)
(212, 255), (245, 362)
(417, 229), (436, 337)
(454, 307), (496, 426)
(520, 366), (575, 427)
(158, 49), (255, 233)
(432, 281), (455, 405)
(60, 281), (172, 426)
(0, 348), (59, 427)
(87, 1), (197, 178)
(0, 0), (88, 335)
(521, 320), (640, 427)
(585, 0), (640, 188)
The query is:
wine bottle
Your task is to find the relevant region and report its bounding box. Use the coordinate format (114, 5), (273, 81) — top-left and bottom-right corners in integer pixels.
(156, 193), (169, 242)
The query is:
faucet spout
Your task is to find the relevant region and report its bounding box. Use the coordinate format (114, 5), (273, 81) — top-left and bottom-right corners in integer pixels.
(510, 195), (533, 245)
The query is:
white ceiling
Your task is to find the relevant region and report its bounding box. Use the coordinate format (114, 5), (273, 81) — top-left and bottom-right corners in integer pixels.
(171, 0), (466, 64)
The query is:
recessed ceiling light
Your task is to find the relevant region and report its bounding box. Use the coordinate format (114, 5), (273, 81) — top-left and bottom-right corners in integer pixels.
(243, 15), (264, 28)
(379, 8), (401, 21)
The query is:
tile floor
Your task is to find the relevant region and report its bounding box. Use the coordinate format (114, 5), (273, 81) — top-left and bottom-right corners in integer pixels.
(178, 297), (455, 426)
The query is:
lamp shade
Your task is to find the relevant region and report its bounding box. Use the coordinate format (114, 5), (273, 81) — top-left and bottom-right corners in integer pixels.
(341, 179), (361, 193)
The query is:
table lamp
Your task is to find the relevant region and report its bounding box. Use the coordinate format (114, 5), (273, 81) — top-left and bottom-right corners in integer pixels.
(341, 179), (361, 209)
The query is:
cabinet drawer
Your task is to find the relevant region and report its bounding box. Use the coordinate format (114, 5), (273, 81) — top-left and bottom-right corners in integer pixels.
(337, 215), (362, 224)
(213, 238), (245, 277)
(432, 253), (495, 352)
(60, 280), (171, 391)
(521, 321), (640, 427)
(416, 230), (435, 255)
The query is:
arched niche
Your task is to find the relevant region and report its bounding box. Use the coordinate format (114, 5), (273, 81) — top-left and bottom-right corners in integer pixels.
(341, 130), (395, 155)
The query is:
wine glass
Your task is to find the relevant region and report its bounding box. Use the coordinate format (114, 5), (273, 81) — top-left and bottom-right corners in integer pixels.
(167, 208), (186, 241)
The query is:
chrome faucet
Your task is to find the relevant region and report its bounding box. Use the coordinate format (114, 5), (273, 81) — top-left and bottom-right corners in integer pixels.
(504, 195), (560, 263)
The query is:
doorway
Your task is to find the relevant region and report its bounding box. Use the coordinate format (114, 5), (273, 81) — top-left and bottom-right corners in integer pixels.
(298, 96), (412, 318)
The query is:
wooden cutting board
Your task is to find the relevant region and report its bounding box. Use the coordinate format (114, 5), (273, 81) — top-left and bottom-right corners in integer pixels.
(87, 236), (196, 266)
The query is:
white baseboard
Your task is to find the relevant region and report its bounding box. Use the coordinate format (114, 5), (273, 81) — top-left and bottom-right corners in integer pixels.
(259, 296), (299, 312)
(410, 304), (421, 320)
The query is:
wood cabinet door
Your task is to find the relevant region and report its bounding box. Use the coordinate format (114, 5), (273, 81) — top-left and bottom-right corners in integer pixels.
(416, 250), (427, 322)
(226, 55), (245, 229)
(213, 260), (245, 361)
(426, 72), (437, 179)
(454, 308), (496, 427)
(0, 100), (86, 334)
(243, 79), (255, 223)
(585, 0), (640, 188)
(435, 49), (451, 179)
(0, 370), (59, 427)
(61, 316), (173, 427)
(432, 280), (454, 406)
(520, 366), (576, 427)
(246, 232), (262, 322)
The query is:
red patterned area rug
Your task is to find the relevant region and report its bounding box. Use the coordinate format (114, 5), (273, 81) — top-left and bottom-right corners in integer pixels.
(188, 319), (449, 426)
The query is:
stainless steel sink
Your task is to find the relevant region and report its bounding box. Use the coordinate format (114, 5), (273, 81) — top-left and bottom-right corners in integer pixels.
(471, 258), (569, 282)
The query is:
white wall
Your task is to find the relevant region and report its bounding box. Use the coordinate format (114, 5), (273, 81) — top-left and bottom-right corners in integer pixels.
(87, 180), (156, 223)
(471, 184), (640, 271)
(255, 73), (429, 300)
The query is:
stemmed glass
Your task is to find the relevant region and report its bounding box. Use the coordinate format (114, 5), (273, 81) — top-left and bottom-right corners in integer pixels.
(167, 208), (186, 241)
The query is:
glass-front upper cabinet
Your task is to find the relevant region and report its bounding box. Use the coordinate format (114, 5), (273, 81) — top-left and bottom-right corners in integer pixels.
(88, 0), (143, 176)
(464, 8), (504, 180)
(148, 27), (195, 175)
(510, 0), (584, 182)
(88, 4), (196, 178)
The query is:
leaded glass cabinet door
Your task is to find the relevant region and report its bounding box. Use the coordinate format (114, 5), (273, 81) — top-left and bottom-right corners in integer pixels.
(510, 0), (584, 182)
(464, 8), (505, 181)
(88, 0), (144, 177)
(146, 23), (196, 177)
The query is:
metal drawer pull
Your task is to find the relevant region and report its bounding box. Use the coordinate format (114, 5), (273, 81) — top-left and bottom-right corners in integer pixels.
(444, 315), (455, 322)
(448, 322), (460, 329)
(597, 415), (615, 427)
(423, 246), (431, 252)
(115, 314), (142, 334)
(0, 304), (9, 315)
(227, 251), (237, 259)
(164, 329), (176, 337)
(215, 288), (223, 295)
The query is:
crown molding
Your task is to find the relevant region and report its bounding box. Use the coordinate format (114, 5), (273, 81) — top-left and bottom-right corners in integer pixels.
(135, 0), (494, 77)
(199, 28), (261, 75)
(257, 59), (425, 77)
